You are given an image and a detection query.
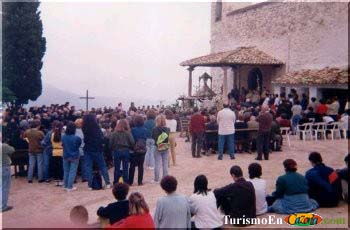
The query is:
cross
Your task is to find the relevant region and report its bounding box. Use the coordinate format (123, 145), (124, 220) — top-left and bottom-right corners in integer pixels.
(79, 90), (95, 111)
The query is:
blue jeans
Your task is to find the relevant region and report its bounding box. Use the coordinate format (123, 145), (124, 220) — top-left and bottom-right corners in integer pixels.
(28, 153), (44, 181)
(145, 139), (155, 168)
(292, 115), (302, 133)
(113, 149), (130, 184)
(85, 151), (110, 188)
(63, 159), (79, 189)
(79, 155), (89, 181)
(1, 166), (11, 211)
(218, 134), (235, 158)
(154, 149), (169, 182)
(43, 148), (52, 180)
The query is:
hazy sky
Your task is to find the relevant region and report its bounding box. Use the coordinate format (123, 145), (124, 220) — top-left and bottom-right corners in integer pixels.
(39, 2), (211, 105)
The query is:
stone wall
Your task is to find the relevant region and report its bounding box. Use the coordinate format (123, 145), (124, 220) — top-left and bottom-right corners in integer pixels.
(210, 1), (348, 94)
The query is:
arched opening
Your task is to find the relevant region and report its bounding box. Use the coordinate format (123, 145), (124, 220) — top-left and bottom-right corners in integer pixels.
(247, 68), (263, 92)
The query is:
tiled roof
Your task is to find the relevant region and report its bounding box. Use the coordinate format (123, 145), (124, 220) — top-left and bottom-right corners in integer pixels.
(272, 67), (349, 86)
(180, 46), (284, 67)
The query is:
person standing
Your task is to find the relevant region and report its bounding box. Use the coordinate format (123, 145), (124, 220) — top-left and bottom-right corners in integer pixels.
(50, 121), (64, 186)
(130, 115), (147, 186)
(1, 140), (15, 212)
(82, 114), (111, 190)
(189, 107), (205, 158)
(217, 103), (236, 160)
(291, 100), (303, 134)
(152, 115), (170, 183)
(41, 121), (57, 183)
(75, 118), (88, 182)
(165, 110), (177, 166)
(256, 105), (273, 160)
(144, 110), (156, 170)
(109, 119), (135, 185)
(23, 120), (45, 183)
(62, 122), (82, 191)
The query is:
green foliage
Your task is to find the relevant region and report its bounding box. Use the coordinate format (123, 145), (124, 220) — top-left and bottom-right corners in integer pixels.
(2, 1), (46, 105)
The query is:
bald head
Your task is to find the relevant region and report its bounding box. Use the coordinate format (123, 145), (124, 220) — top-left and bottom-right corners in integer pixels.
(261, 104), (269, 112)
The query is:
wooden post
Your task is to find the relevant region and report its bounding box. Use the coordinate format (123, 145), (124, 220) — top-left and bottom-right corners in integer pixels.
(187, 66), (194, 97)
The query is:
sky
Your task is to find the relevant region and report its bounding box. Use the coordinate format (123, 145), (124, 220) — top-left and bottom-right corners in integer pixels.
(38, 2), (211, 106)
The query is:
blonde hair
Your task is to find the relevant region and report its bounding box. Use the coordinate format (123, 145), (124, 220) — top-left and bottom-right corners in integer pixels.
(155, 115), (166, 127)
(129, 192), (149, 215)
(115, 119), (130, 132)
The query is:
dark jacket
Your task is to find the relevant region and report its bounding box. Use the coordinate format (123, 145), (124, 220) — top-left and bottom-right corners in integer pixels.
(144, 119), (156, 139)
(272, 171), (309, 198)
(214, 178), (256, 225)
(152, 127), (170, 143)
(109, 131), (135, 152)
(97, 200), (129, 225)
(62, 134), (82, 160)
(131, 126), (148, 142)
(83, 128), (104, 152)
(306, 163), (342, 207)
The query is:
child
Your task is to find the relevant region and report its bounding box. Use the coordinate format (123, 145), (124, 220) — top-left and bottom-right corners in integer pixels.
(97, 182), (130, 225)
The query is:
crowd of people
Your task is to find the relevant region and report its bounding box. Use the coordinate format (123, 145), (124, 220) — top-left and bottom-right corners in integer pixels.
(67, 151), (348, 228)
(1, 87), (349, 228)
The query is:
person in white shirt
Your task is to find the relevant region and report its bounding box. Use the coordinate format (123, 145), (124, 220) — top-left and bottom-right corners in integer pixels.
(189, 175), (223, 229)
(247, 163), (268, 215)
(291, 100), (302, 134)
(165, 110), (178, 166)
(217, 103), (236, 160)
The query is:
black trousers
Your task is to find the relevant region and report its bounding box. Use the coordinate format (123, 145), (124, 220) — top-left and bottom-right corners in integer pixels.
(191, 132), (204, 157)
(128, 153), (145, 185)
(257, 132), (270, 160)
(51, 156), (63, 180)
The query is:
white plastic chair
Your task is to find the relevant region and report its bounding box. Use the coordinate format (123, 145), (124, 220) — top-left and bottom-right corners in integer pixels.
(313, 122), (327, 141)
(296, 122), (313, 141)
(339, 121), (348, 139)
(280, 127), (291, 147)
(328, 122), (341, 140)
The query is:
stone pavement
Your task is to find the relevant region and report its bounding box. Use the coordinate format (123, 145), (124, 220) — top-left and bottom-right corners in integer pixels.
(1, 136), (348, 228)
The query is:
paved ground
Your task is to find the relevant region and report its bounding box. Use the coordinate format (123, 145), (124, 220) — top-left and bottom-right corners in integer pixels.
(1, 135), (349, 228)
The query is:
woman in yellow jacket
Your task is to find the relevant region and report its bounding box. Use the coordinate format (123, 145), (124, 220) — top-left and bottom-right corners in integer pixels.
(51, 122), (64, 186)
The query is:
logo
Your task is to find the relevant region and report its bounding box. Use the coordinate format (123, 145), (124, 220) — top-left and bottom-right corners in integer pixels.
(284, 213), (323, 226)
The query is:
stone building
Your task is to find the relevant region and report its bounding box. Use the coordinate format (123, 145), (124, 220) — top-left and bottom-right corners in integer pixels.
(181, 1), (348, 106)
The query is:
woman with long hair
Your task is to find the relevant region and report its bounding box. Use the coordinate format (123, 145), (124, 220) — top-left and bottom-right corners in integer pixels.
(189, 175), (223, 229)
(165, 110), (177, 166)
(82, 114), (111, 190)
(109, 119), (134, 184)
(151, 115), (170, 183)
(108, 192), (155, 228)
(51, 121), (64, 186)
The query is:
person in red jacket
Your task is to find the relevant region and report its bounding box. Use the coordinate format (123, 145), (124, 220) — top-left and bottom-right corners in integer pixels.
(106, 192), (155, 229)
(189, 107), (206, 158)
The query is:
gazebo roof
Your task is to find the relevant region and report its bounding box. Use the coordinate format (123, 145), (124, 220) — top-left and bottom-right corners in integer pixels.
(180, 46), (284, 67)
(272, 67), (349, 86)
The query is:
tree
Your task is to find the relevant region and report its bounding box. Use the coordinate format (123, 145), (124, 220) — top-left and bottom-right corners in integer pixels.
(2, 1), (46, 105)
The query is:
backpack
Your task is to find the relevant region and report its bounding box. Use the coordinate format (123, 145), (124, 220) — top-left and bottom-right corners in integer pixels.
(91, 171), (102, 190)
(134, 138), (147, 154)
(156, 128), (170, 152)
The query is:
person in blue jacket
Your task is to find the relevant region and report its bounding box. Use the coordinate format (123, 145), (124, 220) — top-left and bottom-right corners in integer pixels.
(62, 122), (82, 191)
(306, 152), (342, 207)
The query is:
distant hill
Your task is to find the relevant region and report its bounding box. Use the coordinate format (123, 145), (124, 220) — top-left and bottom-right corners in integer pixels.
(27, 84), (161, 109)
